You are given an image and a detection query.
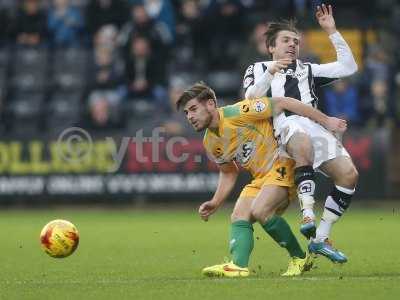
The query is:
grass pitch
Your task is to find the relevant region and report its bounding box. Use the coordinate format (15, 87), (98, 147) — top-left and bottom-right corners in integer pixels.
(1, 205), (399, 300)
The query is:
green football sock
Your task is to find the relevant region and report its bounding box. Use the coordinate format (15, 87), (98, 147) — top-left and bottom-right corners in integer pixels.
(229, 220), (254, 268)
(262, 215), (305, 259)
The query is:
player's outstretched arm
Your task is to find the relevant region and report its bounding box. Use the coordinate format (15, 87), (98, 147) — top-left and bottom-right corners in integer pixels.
(312, 4), (358, 78)
(271, 97), (347, 133)
(198, 161), (239, 221)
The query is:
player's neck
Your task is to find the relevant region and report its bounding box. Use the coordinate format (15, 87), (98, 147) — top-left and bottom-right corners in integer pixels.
(208, 110), (221, 133)
(274, 55), (297, 62)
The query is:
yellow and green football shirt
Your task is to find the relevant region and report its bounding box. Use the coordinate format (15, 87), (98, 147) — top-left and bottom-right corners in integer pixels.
(203, 97), (279, 179)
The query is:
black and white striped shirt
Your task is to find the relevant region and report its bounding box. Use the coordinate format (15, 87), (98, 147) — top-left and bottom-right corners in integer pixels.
(243, 32), (358, 116)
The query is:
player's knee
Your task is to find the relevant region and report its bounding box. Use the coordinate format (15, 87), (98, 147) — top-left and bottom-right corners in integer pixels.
(230, 211), (240, 223)
(275, 199), (290, 216)
(349, 166), (359, 186)
(338, 165), (359, 187)
(231, 211), (250, 223)
(250, 208), (264, 223)
(250, 206), (273, 224)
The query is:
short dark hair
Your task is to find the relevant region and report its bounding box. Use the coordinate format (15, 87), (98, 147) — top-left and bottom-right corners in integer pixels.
(176, 81), (216, 111)
(264, 19), (299, 54)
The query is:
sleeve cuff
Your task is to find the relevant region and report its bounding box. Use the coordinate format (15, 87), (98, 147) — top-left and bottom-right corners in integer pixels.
(328, 31), (342, 41)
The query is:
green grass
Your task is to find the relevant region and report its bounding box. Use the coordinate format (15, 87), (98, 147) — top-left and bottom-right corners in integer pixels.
(0, 206), (399, 300)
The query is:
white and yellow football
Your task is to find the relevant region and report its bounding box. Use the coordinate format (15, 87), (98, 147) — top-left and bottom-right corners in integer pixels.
(40, 219), (79, 258)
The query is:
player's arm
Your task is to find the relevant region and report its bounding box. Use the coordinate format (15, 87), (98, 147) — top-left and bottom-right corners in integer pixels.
(198, 161), (239, 221)
(271, 97), (347, 133)
(243, 60), (291, 99)
(311, 4), (358, 80)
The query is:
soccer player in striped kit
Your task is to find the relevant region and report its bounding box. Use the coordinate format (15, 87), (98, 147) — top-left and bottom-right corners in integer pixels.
(242, 4), (358, 263)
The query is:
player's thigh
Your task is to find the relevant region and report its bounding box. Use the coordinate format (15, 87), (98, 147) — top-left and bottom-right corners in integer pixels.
(286, 132), (314, 165)
(301, 119), (349, 169)
(231, 196), (255, 223)
(319, 156), (359, 187)
(251, 184), (289, 223)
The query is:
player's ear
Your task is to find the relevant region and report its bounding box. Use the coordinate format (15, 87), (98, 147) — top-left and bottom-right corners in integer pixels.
(207, 98), (216, 108)
(268, 45), (275, 55)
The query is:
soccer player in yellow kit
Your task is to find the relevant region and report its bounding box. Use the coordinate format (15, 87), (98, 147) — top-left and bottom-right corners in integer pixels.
(176, 82), (346, 277)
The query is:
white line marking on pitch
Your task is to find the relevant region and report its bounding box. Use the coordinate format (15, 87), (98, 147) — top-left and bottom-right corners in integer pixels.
(3, 275), (400, 285)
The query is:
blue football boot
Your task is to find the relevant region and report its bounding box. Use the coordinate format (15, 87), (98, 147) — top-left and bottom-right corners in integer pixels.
(308, 239), (348, 264)
(300, 217), (316, 239)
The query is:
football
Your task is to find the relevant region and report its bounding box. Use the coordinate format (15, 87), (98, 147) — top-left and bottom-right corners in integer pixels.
(40, 219), (79, 258)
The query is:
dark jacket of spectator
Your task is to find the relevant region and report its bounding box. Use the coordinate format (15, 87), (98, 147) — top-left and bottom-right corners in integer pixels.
(11, 0), (48, 46)
(86, 0), (128, 36)
(201, 0), (244, 69)
(89, 46), (125, 90)
(173, 0), (207, 71)
(125, 35), (165, 99)
(119, 3), (171, 63)
(0, 8), (10, 45)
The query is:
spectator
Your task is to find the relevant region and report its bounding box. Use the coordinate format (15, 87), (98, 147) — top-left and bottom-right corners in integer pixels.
(125, 34), (167, 108)
(269, 0), (293, 19)
(269, 0), (310, 20)
(324, 79), (360, 125)
(173, 0), (207, 72)
(11, 0), (48, 47)
(89, 46), (125, 91)
(359, 44), (391, 126)
(86, 0), (128, 37)
(142, 0), (176, 46)
(159, 75), (192, 135)
(47, 0), (84, 48)
(87, 46), (126, 129)
(0, 7), (10, 46)
(293, 0), (307, 18)
(202, 0), (244, 69)
(118, 3), (170, 59)
(94, 25), (119, 50)
(239, 22), (269, 74)
(87, 89), (125, 128)
(371, 80), (389, 126)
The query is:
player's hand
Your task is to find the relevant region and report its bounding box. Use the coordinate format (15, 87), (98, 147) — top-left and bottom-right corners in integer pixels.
(316, 4), (336, 35)
(325, 117), (347, 133)
(198, 200), (219, 221)
(268, 58), (292, 74)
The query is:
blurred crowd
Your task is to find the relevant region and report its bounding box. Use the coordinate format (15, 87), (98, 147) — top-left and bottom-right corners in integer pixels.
(0, 0), (399, 134)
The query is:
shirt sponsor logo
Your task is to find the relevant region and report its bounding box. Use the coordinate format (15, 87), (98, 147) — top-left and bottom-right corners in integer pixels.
(279, 69), (307, 78)
(241, 104), (250, 113)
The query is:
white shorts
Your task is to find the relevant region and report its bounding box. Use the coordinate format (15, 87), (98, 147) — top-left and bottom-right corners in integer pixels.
(273, 114), (350, 169)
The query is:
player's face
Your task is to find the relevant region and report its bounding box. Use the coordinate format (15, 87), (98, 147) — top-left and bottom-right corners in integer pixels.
(183, 98), (213, 132)
(269, 30), (300, 60)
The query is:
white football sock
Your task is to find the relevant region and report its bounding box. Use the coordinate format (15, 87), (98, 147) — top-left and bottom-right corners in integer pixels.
(314, 185), (355, 243)
(314, 209), (338, 243)
(300, 201), (315, 220)
(298, 180), (316, 220)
